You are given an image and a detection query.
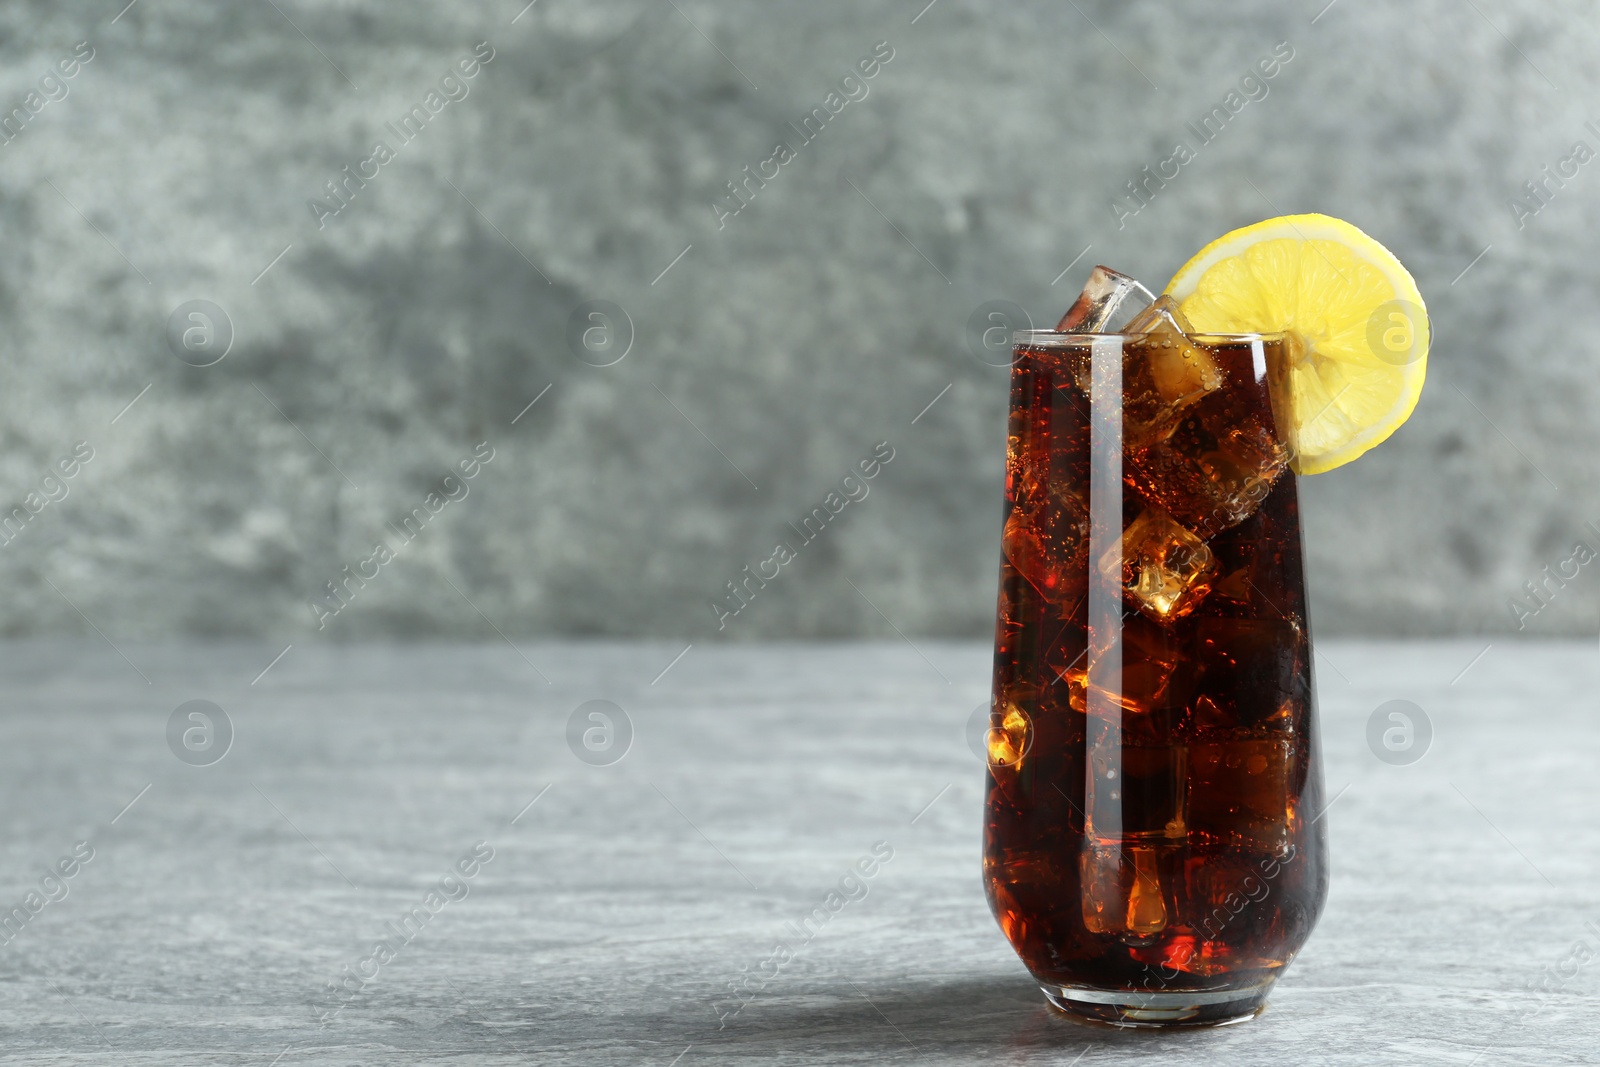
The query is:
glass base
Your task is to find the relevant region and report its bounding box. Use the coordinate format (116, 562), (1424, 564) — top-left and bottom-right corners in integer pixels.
(1040, 980), (1273, 1028)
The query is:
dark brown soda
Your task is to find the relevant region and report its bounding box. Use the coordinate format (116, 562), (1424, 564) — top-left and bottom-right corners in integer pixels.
(984, 333), (1328, 1003)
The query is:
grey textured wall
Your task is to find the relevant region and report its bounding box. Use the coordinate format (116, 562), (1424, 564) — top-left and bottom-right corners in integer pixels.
(0, 0), (1591, 640)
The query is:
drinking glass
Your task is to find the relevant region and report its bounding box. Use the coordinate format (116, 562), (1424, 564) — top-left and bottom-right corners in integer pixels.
(984, 326), (1328, 1027)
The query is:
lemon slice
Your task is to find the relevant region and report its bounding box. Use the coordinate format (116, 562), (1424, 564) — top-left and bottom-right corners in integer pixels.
(1164, 214), (1428, 475)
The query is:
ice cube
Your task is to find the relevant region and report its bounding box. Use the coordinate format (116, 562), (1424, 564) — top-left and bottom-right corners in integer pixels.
(1004, 495), (1089, 606)
(1081, 844), (1169, 937)
(1055, 265), (1155, 332)
(1191, 617), (1306, 734)
(1189, 481), (1303, 614)
(1097, 509), (1216, 623)
(1086, 722), (1187, 842)
(1061, 613), (1189, 725)
(1187, 739), (1294, 852)
(1061, 294), (1224, 446)
(988, 848), (1069, 905)
(986, 876), (1037, 952)
(1116, 297), (1225, 450)
(1004, 430), (1091, 606)
(1209, 564), (1255, 607)
(1180, 845), (1283, 966)
(1124, 297), (1225, 409)
(1124, 338), (1291, 537)
(1002, 386), (1091, 603)
(1128, 423), (1290, 539)
(996, 566), (1087, 729)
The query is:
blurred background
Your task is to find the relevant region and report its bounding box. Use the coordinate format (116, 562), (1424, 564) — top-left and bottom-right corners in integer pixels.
(0, 0), (1590, 641)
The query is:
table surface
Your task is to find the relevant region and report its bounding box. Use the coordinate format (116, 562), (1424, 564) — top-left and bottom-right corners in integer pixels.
(0, 638), (1592, 1065)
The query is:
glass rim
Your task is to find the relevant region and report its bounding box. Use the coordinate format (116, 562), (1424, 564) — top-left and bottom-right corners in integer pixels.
(1012, 328), (1287, 346)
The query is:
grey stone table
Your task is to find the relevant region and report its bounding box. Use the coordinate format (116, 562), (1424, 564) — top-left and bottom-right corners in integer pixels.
(0, 639), (1593, 1064)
